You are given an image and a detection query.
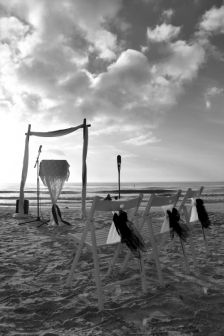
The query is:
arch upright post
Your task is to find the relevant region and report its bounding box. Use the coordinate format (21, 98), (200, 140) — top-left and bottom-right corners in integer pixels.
(82, 118), (88, 218)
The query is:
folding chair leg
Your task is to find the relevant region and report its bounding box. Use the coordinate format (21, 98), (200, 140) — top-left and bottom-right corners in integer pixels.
(200, 227), (209, 255)
(121, 250), (132, 272)
(180, 239), (190, 274)
(188, 228), (197, 269)
(106, 244), (122, 277)
(139, 254), (147, 293)
(66, 227), (89, 287)
(148, 229), (164, 287)
(90, 225), (104, 311)
(151, 243), (164, 286)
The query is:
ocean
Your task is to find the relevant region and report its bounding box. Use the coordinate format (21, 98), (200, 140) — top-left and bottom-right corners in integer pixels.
(0, 181), (224, 207)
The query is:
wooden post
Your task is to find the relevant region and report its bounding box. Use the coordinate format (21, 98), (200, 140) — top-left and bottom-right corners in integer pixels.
(18, 124), (31, 214)
(82, 119), (88, 218)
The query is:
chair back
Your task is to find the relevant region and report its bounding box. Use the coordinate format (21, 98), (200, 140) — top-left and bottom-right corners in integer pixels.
(90, 194), (143, 214)
(178, 187), (204, 212)
(143, 190), (181, 217)
(134, 190), (181, 239)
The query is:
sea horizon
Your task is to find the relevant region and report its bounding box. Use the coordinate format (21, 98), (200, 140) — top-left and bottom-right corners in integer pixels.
(0, 179), (224, 187)
(0, 180), (223, 207)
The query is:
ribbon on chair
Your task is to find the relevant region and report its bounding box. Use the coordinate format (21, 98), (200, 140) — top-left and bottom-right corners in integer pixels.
(105, 196), (121, 244)
(112, 210), (146, 258)
(167, 208), (189, 242)
(196, 199), (211, 229)
(160, 205), (173, 233)
(106, 212), (121, 244)
(189, 198), (199, 222)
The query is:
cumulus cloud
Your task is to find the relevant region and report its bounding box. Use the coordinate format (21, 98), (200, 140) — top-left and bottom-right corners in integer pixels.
(199, 5), (224, 35)
(147, 23), (181, 42)
(0, 0), (123, 124)
(0, 0), (217, 144)
(155, 40), (206, 82)
(85, 49), (181, 123)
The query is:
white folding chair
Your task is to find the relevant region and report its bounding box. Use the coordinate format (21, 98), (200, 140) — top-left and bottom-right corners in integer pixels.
(121, 190), (184, 286)
(178, 187), (209, 260)
(66, 194), (143, 311)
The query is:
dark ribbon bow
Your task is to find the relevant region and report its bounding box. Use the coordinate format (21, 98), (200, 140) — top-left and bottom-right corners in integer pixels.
(113, 210), (146, 257)
(52, 204), (71, 225)
(167, 208), (189, 242)
(196, 199), (211, 228)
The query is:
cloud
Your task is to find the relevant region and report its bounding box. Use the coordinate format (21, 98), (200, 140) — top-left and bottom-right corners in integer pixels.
(76, 35), (206, 136)
(0, 0), (124, 125)
(161, 8), (175, 22)
(92, 30), (117, 60)
(144, 22), (206, 84)
(206, 86), (224, 96)
(155, 40), (206, 82)
(205, 86), (224, 109)
(123, 133), (161, 146)
(147, 23), (181, 42)
(199, 5), (224, 35)
(0, 0), (214, 142)
(0, 16), (30, 41)
(79, 49), (182, 125)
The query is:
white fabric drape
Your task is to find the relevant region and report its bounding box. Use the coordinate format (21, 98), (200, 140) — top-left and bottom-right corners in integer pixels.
(189, 198), (199, 222)
(29, 124), (83, 137)
(106, 212), (121, 244)
(39, 160), (70, 225)
(160, 204), (173, 233)
(44, 178), (65, 225)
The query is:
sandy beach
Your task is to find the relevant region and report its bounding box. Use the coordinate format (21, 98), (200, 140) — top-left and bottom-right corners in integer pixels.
(0, 196), (224, 336)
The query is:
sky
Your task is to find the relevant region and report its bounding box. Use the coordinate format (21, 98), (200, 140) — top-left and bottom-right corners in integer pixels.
(0, 0), (224, 184)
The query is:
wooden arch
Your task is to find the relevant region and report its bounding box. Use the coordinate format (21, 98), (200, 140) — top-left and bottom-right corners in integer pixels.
(17, 118), (90, 218)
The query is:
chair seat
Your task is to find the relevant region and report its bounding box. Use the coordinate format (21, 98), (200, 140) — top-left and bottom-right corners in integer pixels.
(68, 228), (119, 248)
(68, 219), (165, 250)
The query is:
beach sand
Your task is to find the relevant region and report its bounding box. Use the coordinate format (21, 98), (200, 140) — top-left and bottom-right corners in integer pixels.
(0, 200), (224, 336)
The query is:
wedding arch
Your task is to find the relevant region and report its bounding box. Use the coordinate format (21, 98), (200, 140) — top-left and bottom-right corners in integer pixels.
(17, 118), (90, 218)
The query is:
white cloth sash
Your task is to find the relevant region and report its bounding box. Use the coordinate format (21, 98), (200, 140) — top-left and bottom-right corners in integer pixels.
(189, 198), (198, 222)
(160, 205), (173, 233)
(106, 212), (121, 244)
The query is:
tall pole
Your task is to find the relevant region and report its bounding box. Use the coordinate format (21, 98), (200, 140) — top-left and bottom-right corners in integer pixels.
(34, 145), (42, 220)
(117, 155), (121, 199)
(19, 124), (31, 214)
(82, 118), (88, 218)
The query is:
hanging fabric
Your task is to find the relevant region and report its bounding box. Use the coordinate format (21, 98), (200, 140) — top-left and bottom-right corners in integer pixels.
(39, 160), (70, 225)
(29, 125), (83, 137)
(106, 214), (121, 244)
(189, 198), (199, 222)
(160, 204), (173, 233)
